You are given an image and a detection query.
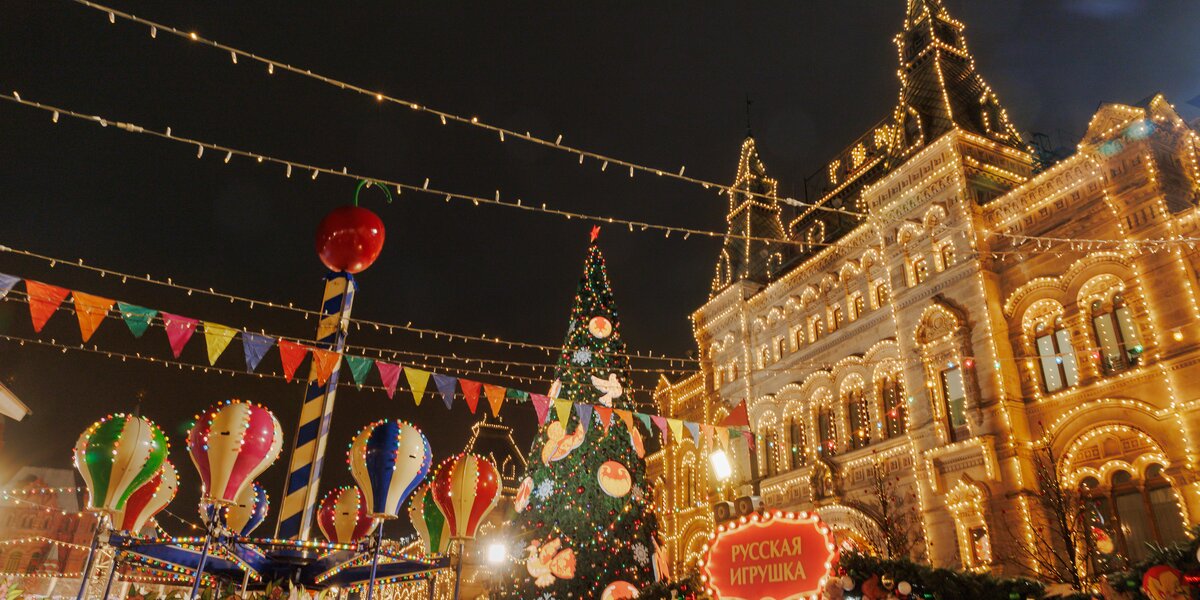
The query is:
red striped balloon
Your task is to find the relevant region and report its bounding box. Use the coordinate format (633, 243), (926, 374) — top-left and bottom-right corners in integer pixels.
(317, 486), (376, 544)
(430, 454), (501, 540)
(187, 400), (283, 504)
(114, 460), (178, 534)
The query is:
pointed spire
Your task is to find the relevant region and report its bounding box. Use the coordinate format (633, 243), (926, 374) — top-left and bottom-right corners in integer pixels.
(890, 0), (1023, 159)
(711, 135), (787, 295)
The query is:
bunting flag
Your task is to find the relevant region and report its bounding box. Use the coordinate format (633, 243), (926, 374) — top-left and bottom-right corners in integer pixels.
(635, 412), (653, 433)
(117, 302), (157, 339)
(615, 409), (634, 433)
(668, 419), (685, 444)
(0, 273), (18, 299)
(506, 388), (530, 404)
(242, 332), (275, 373)
(700, 424), (714, 450)
(722, 400), (751, 427)
(594, 406), (613, 433)
(483, 384), (506, 417)
(432, 374), (457, 410)
(161, 312), (199, 358)
(716, 427), (730, 452)
(459, 379), (482, 414)
(343, 354), (374, 388)
(684, 421), (701, 443)
(404, 367), (431, 406)
(310, 348), (341, 386)
(277, 339), (310, 382)
(375, 361), (402, 399)
(24, 280), (70, 333)
(555, 399), (572, 425)
(531, 394), (551, 425)
(574, 403), (594, 430)
(202, 322), (237, 365)
(650, 415), (670, 441)
(72, 292), (114, 342)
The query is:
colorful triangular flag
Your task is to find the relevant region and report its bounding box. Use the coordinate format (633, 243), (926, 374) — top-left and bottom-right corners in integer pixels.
(506, 388), (530, 403)
(161, 312), (199, 358)
(684, 421), (700, 443)
(116, 302), (157, 339)
(375, 361), (402, 399)
(343, 354), (374, 388)
(555, 399), (572, 425)
(531, 394), (551, 425)
(242, 332), (275, 373)
(202, 322), (237, 365)
(0, 273), (18, 299)
(405, 367), (431, 406)
(615, 409), (634, 433)
(635, 412), (653, 433)
(716, 427), (730, 452)
(72, 292), (114, 342)
(459, 379), (482, 414)
(310, 348), (341, 386)
(277, 339), (310, 382)
(650, 415), (670, 441)
(24, 280), (70, 333)
(594, 406), (613, 433)
(483, 384), (506, 417)
(574, 403), (594, 430)
(432, 373), (457, 410)
(700, 424), (714, 450)
(668, 418), (685, 444)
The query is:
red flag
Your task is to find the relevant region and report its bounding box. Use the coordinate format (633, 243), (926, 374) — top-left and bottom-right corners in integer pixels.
(375, 361), (402, 399)
(24, 280), (70, 333)
(310, 348), (340, 386)
(483, 384), (506, 417)
(722, 400), (751, 427)
(277, 339), (310, 382)
(459, 379), (482, 414)
(531, 394), (551, 425)
(161, 313), (199, 358)
(71, 291), (114, 342)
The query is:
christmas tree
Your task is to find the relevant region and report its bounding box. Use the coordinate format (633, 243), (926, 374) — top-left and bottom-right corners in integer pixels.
(499, 227), (664, 599)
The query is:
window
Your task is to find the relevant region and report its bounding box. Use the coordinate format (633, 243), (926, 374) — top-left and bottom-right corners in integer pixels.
(1091, 294), (1144, 374)
(882, 375), (907, 438)
(776, 337), (787, 360)
(730, 363), (739, 381)
(911, 256), (929, 285)
(846, 388), (870, 450)
(830, 305), (844, 332)
(941, 366), (968, 441)
(788, 418), (807, 469)
(874, 281), (891, 307)
(682, 465), (694, 506)
(714, 368), (722, 388)
(1089, 466), (1188, 563)
(818, 406), (838, 457)
(1035, 318), (1079, 393)
(762, 430), (779, 477)
(809, 316), (824, 344)
(940, 243), (956, 270)
(4, 551), (21, 572)
(969, 527), (992, 567)
(793, 326), (805, 350)
(851, 293), (865, 321)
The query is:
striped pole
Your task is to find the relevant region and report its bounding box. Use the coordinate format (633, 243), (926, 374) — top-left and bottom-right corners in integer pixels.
(275, 271), (356, 540)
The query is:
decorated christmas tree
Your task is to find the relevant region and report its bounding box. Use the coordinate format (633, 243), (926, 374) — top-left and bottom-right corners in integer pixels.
(499, 227), (665, 599)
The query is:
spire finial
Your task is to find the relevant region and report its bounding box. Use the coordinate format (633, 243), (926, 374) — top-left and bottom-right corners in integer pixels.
(745, 94), (754, 138)
(590, 225), (601, 243)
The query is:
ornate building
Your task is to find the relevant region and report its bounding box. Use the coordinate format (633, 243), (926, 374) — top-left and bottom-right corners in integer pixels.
(652, 0), (1200, 580)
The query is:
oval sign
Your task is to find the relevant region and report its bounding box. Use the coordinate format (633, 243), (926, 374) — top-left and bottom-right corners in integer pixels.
(699, 511), (835, 600)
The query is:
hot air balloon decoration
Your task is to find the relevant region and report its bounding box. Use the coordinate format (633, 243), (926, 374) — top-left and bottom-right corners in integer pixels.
(187, 400), (283, 505)
(407, 484), (450, 556)
(348, 419), (432, 519)
(74, 414), (170, 514)
(317, 486), (376, 544)
(203, 481), (269, 537)
(114, 460), (178, 535)
(430, 453), (502, 541)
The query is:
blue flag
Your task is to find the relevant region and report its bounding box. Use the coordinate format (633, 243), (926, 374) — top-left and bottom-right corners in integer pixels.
(242, 332), (275, 373)
(0, 273), (18, 300)
(432, 373), (458, 410)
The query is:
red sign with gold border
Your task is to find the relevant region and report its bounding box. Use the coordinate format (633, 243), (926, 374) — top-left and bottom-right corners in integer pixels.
(699, 511), (836, 600)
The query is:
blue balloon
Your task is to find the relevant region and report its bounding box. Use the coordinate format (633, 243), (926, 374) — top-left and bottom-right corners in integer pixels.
(348, 420), (432, 518)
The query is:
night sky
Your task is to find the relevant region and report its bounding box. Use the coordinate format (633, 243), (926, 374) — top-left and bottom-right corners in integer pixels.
(1, 0), (1197, 537)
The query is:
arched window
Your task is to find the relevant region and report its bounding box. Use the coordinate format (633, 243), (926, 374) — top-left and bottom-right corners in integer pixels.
(762, 430), (779, 477)
(1035, 317), (1079, 393)
(1084, 466), (1188, 563)
(830, 305), (844, 332)
(851, 293), (865, 321)
(940, 243), (956, 270)
(788, 417), (807, 469)
(940, 365), (968, 442)
(681, 464), (694, 507)
(817, 406), (838, 457)
(846, 387), (870, 450)
(4, 551), (22, 573)
(874, 281), (890, 308)
(881, 375), (907, 438)
(911, 256), (929, 286)
(1091, 294), (1144, 374)
(810, 316), (824, 343)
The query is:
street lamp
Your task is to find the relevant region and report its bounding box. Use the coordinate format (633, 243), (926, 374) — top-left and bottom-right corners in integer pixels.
(710, 449), (732, 481)
(486, 541), (507, 565)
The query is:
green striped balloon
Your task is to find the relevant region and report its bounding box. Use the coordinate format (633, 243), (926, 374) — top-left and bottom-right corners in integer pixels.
(73, 414), (169, 513)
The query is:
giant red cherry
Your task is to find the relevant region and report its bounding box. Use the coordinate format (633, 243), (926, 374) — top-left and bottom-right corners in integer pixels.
(315, 205), (385, 273)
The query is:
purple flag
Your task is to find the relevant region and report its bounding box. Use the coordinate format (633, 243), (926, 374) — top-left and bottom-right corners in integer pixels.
(432, 373), (458, 410)
(0, 273), (18, 299)
(574, 403), (594, 431)
(242, 332), (275, 373)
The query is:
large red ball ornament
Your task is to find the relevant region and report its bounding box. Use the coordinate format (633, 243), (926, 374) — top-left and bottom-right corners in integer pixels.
(315, 206), (385, 273)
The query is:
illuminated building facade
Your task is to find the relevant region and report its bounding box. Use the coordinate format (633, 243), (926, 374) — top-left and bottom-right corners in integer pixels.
(652, 0), (1200, 578)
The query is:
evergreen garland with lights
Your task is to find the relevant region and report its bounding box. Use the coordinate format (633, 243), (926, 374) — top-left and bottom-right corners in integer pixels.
(497, 230), (663, 599)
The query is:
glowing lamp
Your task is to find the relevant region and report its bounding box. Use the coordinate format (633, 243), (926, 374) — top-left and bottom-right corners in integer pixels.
(486, 541), (506, 564)
(710, 449), (732, 481)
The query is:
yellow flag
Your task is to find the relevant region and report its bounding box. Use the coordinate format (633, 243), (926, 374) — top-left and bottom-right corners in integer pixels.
(668, 418), (685, 444)
(202, 322), (237, 365)
(405, 367), (431, 406)
(555, 399), (573, 425)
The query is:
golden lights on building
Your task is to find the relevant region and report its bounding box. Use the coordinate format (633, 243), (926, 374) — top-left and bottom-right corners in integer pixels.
(651, 0), (1200, 580)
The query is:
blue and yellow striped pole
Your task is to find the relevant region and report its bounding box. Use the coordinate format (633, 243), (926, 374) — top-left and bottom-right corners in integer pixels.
(276, 271), (356, 540)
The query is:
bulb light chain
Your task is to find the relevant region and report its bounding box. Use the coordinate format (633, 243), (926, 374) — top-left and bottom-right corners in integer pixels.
(0, 243), (695, 365)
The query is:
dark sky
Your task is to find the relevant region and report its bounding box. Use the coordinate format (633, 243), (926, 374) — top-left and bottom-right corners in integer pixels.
(1, 0), (1197, 537)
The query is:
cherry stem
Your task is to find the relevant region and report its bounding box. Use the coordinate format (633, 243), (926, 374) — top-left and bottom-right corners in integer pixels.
(354, 179), (393, 207)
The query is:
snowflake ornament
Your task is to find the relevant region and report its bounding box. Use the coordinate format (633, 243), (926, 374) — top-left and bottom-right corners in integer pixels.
(631, 485), (645, 502)
(535, 479), (555, 500)
(632, 542), (650, 565)
(572, 348), (592, 365)
(538, 594), (555, 600)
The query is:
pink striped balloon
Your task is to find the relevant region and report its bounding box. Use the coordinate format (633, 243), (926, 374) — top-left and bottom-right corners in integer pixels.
(317, 486), (376, 544)
(187, 400), (283, 504)
(430, 454), (501, 540)
(114, 460), (178, 534)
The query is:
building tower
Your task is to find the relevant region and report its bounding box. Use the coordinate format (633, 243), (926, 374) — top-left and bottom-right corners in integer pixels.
(711, 136), (788, 295)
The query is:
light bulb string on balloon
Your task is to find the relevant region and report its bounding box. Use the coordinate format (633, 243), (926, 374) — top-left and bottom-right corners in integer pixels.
(0, 243), (697, 366)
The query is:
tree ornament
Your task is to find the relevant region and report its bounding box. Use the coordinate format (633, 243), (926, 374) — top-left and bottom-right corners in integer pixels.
(881, 574), (894, 590)
(430, 453), (501, 540)
(114, 460), (178, 534)
(514, 477), (534, 513)
(591, 374), (623, 407)
(534, 479), (555, 501)
(1143, 565), (1187, 600)
(406, 484), (449, 555)
(541, 422), (585, 465)
(597, 461), (632, 497)
(348, 419), (431, 518)
(318, 486), (376, 544)
(74, 414), (170, 513)
(572, 348), (593, 365)
(526, 538), (577, 587)
(600, 581), (639, 600)
(187, 400), (283, 504)
(897, 580), (912, 595)
(587, 316), (613, 339)
(315, 204), (385, 274)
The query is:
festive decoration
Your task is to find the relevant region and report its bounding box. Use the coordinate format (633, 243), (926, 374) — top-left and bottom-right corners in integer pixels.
(540, 421), (586, 465)
(525, 538), (577, 588)
(514, 477), (533, 513)
(597, 461), (632, 498)
(348, 419), (432, 518)
(114, 460), (178, 534)
(73, 414), (169, 513)
(591, 373), (623, 406)
(601, 581), (639, 600)
(406, 485), (449, 555)
(699, 511), (835, 600)
(25, 280), (70, 333)
(587, 316), (613, 339)
(429, 453), (501, 540)
(317, 486), (376, 544)
(212, 481), (269, 536)
(186, 400), (283, 504)
(1142, 565), (1187, 600)
(315, 205), (385, 274)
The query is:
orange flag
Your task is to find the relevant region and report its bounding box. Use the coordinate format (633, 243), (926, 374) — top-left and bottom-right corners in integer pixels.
(25, 280), (70, 333)
(483, 384), (506, 417)
(594, 406), (614, 433)
(72, 292), (114, 342)
(615, 409), (635, 433)
(310, 348), (341, 385)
